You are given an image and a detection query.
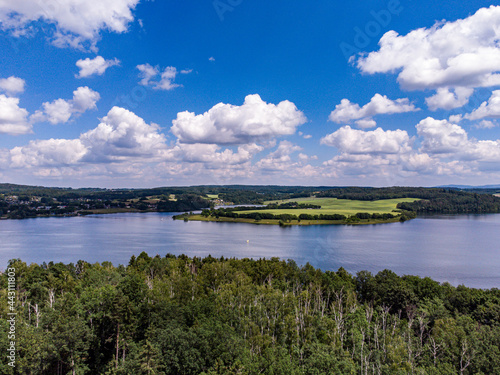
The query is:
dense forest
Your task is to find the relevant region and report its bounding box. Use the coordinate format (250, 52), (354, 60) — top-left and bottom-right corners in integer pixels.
(1, 255), (499, 374)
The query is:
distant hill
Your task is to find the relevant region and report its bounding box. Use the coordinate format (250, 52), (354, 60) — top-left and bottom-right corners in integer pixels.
(436, 184), (500, 189)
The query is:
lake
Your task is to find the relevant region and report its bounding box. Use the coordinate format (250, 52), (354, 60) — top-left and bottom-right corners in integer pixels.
(1, 212), (499, 289)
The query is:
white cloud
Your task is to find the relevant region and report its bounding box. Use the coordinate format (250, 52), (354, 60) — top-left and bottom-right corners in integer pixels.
(171, 94), (307, 145)
(167, 142), (263, 166)
(416, 117), (468, 154)
(32, 86), (100, 124)
(321, 126), (412, 155)
(465, 90), (500, 120)
(80, 106), (167, 162)
(319, 117), (500, 183)
(355, 118), (377, 129)
(5, 105), (277, 183)
(416, 117), (500, 162)
(399, 153), (436, 173)
(137, 64), (158, 86)
(298, 131), (313, 139)
(254, 141), (321, 177)
(10, 139), (87, 168)
(37, 99), (73, 124)
(0, 0), (140, 49)
(266, 140), (301, 159)
(156, 67), (180, 90)
(448, 114), (463, 123)
(180, 69), (193, 74)
(0, 76), (25, 95)
(425, 87), (474, 111)
(72, 87), (100, 112)
(209, 57), (215, 62)
(137, 64), (182, 91)
(356, 6), (500, 109)
(474, 120), (497, 129)
(76, 56), (120, 78)
(329, 94), (418, 126)
(9, 106), (168, 170)
(0, 94), (31, 135)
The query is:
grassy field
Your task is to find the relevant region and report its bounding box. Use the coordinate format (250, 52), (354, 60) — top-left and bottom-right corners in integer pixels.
(236, 197), (420, 216)
(206, 194), (219, 199)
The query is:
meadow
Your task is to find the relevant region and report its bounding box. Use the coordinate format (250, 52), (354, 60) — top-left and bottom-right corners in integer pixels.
(237, 197), (420, 216)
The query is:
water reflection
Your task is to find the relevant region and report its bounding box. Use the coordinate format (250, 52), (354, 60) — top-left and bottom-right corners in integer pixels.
(1, 213), (499, 289)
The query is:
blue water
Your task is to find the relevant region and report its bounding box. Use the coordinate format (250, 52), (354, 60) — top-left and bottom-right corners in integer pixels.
(1, 212), (499, 289)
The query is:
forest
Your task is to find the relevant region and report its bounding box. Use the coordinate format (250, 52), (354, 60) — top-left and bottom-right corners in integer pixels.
(1, 254), (499, 374)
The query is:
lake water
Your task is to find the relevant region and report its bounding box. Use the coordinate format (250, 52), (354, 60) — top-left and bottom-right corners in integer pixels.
(1, 212), (499, 289)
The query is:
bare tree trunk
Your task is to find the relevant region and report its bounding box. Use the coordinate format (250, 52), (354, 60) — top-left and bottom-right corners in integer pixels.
(116, 323), (120, 369)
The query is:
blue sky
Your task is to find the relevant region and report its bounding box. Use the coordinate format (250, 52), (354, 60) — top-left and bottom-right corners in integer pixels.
(1, 0), (500, 187)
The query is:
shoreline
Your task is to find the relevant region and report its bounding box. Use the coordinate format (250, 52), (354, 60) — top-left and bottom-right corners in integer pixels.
(176, 214), (406, 225)
(0, 207), (147, 220)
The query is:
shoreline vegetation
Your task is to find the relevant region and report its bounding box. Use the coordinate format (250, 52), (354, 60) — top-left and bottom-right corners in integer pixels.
(1, 184), (500, 222)
(2, 254), (499, 374)
(173, 197), (419, 225)
(175, 213), (406, 226)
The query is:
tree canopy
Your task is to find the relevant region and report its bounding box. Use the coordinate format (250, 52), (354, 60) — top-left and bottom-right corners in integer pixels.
(1, 255), (499, 374)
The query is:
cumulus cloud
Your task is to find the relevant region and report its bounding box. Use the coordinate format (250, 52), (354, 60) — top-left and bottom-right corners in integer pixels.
(171, 94), (307, 145)
(321, 126), (412, 155)
(329, 94), (418, 127)
(465, 90), (500, 120)
(355, 118), (377, 129)
(137, 64), (184, 91)
(425, 87), (474, 111)
(80, 106), (167, 162)
(254, 141), (321, 178)
(0, 0), (140, 49)
(0, 94), (31, 135)
(269, 141), (302, 158)
(76, 56), (120, 78)
(320, 125), (422, 185)
(416, 117), (468, 154)
(0, 76), (25, 95)
(5, 105), (275, 183)
(32, 86), (100, 124)
(318, 117), (500, 183)
(416, 117), (500, 162)
(10, 139), (88, 168)
(356, 6), (500, 109)
(167, 142), (264, 166)
(10, 106), (168, 169)
(448, 114), (463, 123)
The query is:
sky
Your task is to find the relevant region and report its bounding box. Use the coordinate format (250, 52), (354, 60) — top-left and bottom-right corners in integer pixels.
(1, 0), (500, 188)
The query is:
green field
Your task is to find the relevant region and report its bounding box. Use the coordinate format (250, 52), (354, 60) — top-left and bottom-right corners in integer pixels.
(206, 194), (219, 199)
(238, 197), (420, 216)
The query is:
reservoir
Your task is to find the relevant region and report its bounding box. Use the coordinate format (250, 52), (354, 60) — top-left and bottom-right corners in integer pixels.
(1, 212), (499, 289)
